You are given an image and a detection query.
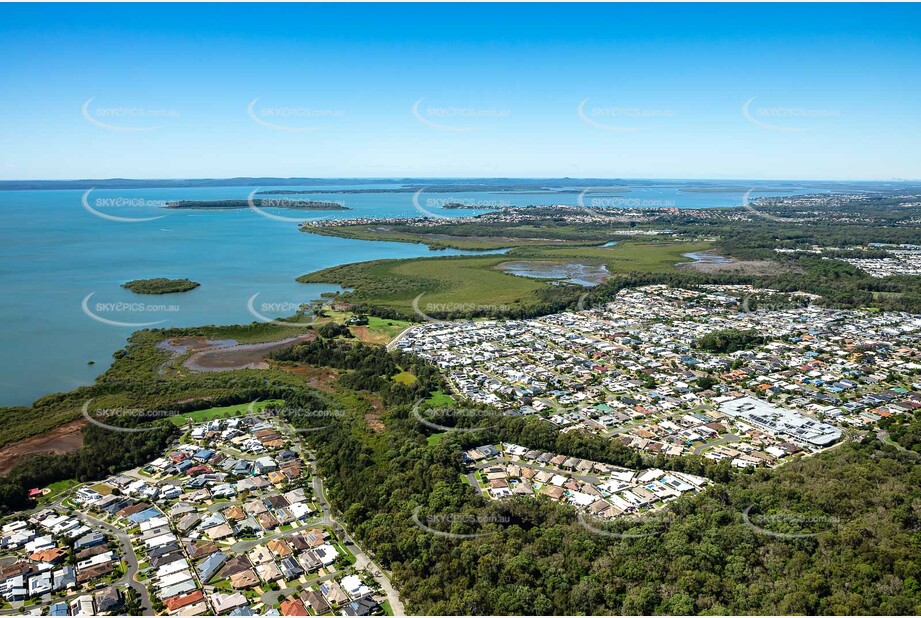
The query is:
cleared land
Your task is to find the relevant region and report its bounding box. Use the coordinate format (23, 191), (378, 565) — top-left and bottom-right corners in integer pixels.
(677, 258), (793, 275)
(0, 418), (86, 474)
(321, 310), (413, 345)
(166, 399), (284, 426)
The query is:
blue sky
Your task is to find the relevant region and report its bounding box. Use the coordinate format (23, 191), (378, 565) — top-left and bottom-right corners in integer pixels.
(1, 3), (919, 180)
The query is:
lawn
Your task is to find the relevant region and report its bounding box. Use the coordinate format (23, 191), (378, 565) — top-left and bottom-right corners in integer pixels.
(38, 478), (79, 503)
(332, 542), (356, 565)
(366, 316), (412, 337)
(90, 483), (113, 495)
(426, 390), (456, 406)
(321, 309), (412, 345)
(166, 399), (284, 426)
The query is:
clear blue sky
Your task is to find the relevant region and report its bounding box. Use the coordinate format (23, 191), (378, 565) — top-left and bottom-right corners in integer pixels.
(1, 3), (919, 180)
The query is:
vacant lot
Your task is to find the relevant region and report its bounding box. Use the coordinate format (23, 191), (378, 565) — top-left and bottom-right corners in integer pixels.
(166, 399), (284, 426)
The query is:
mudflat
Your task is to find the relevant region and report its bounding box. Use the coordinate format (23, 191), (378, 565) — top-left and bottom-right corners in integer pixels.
(183, 333), (317, 372)
(0, 418), (86, 475)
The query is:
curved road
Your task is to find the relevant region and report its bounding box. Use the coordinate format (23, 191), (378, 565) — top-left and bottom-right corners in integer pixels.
(693, 433), (740, 455)
(2, 503), (154, 616)
(878, 430), (920, 459)
(64, 506), (153, 614)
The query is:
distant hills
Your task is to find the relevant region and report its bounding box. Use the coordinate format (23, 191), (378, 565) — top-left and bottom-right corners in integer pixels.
(1, 177), (917, 193)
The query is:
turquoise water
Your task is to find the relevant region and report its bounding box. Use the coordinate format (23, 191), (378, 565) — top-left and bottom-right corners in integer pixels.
(0, 184), (794, 405)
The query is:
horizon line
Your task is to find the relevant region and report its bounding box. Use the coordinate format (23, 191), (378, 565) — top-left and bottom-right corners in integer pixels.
(1, 176), (918, 184)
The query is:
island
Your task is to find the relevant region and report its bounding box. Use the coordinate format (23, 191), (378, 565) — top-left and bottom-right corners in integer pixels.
(122, 277), (201, 294)
(164, 199), (350, 210)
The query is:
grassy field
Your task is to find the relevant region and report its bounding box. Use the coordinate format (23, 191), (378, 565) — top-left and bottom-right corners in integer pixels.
(392, 371), (417, 385)
(426, 390), (455, 406)
(319, 310), (412, 345)
(365, 316), (412, 338)
(354, 316), (412, 344)
(166, 399), (284, 426)
(426, 433), (446, 446)
(300, 254), (546, 314)
(517, 241), (714, 273)
(38, 479), (79, 503)
(299, 240), (713, 317)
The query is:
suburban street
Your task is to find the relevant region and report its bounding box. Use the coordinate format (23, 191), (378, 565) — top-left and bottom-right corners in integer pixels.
(58, 502), (154, 614)
(284, 419), (406, 615)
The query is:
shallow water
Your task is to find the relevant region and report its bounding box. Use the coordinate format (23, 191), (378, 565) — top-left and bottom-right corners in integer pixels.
(0, 183), (793, 404)
(497, 261), (610, 286)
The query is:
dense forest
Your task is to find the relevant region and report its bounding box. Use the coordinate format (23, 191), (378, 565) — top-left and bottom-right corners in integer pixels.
(304, 382), (921, 615)
(271, 338), (445, 407)
(695, 329), (767, 354)
(122, 277), (200, 294)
